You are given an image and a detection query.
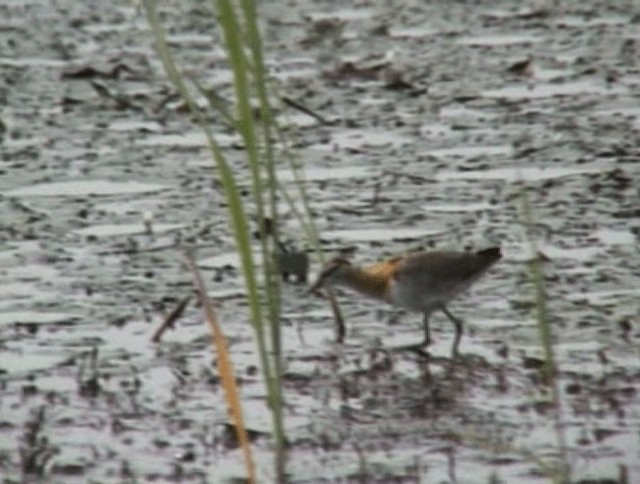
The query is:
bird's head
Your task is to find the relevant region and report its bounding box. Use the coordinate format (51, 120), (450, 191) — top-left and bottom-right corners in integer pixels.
(308, 257), (353, 294)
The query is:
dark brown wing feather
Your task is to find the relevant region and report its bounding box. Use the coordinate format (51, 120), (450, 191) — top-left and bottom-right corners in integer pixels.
(392, 249), (500, 294)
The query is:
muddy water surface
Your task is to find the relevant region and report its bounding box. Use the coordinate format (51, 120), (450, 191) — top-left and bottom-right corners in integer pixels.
(1, 0), (639, 482)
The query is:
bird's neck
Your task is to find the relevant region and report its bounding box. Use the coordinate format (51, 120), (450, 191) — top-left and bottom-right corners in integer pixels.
(337, 266), (390, 301)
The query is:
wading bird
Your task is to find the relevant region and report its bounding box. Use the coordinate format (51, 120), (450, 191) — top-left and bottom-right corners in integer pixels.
(309, 247), (501, 357)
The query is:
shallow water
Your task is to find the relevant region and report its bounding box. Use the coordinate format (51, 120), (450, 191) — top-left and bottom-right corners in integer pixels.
(1, 0), (639, 482)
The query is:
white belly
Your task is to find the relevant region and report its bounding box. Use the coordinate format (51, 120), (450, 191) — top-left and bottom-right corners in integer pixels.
(389, 278), (472, 313)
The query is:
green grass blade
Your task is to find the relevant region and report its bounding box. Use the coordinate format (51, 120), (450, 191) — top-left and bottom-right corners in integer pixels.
(517, 181), (569, 482)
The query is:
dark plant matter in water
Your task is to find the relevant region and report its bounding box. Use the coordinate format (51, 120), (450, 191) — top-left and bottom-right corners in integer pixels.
(1, 0), (639, 482)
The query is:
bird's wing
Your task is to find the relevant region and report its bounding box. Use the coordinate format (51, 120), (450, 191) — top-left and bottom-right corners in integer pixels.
(393, 251), (491, 292)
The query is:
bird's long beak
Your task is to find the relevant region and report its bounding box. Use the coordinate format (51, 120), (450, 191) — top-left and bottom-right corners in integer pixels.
(308, 275), (326, 295)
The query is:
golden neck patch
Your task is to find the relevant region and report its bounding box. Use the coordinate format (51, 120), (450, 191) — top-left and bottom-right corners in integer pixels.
(340, 257), (403, 301)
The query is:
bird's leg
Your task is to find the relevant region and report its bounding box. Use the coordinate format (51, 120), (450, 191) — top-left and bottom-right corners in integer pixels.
(439, 304), (464, 358)
(422, 312), (431, 347)
(323, 286), (345, 344)
(388, 313), (431, 359)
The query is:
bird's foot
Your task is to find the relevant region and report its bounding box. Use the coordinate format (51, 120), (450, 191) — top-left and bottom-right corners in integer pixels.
(391, 343), (430, 359)
(409, 346), (430, 359)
